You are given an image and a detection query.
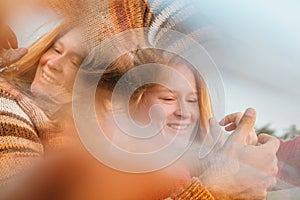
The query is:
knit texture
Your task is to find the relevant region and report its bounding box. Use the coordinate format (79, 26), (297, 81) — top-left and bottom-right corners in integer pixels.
(1, 0), (221, 198)
(147, 0), (222, 53)
(0, 78), (68, 190)
(75, 0), (153, 51)
(0, 79), (43, 189)
(170, 177), (215, 200)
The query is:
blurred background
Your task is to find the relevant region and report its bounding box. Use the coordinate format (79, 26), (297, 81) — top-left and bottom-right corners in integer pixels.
(7, 0), (300, 139)
(193, 0), (300, 139)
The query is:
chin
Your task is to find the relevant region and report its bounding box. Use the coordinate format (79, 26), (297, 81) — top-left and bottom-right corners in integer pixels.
(31, 81), (45, 97)
(31, 81), (57, 104)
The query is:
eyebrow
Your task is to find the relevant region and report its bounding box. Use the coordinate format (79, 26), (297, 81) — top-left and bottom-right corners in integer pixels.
(55, 40), (63, 47)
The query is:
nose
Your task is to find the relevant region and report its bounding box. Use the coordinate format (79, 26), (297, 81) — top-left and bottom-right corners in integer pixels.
(47, 56), (63, 72)
(174, 101), (191, 119)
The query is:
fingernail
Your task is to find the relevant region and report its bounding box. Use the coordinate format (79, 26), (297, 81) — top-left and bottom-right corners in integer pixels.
(245, 108), (255, 117)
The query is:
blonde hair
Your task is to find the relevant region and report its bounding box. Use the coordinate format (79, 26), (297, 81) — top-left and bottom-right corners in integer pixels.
(99, 48), (213, 137)
(134, 49), (213, 136)
(2, 19), (76, 86)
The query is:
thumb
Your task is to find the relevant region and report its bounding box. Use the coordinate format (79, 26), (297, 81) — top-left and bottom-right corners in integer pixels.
(258, 133), (280, 153)
(8, 48), (28, 65)
(6, 24), (18, 49)
(230, 108), (256, 144)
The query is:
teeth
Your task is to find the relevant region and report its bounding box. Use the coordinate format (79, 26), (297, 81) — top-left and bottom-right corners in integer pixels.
(42, 72), (56, 84)
(168, 124), (188, 130)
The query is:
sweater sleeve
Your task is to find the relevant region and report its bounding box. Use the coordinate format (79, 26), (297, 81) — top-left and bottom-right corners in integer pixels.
(0, 88), (43, 189)
(169, 177), (215, 200)
(275, 136), (300, 189)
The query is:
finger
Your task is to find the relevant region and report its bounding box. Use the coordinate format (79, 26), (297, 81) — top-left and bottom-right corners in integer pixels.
(5, 25), (18, 48)
(0, 24), (11, 49)
(219, 112), (243, 126)
(258, 134), (280, 153)
(231, 108), (256, 142)
(0, 37), (10, 49)
(224, 123), (237, 131)
(247, 129), (258, 145)
(7, 48), (28, 65)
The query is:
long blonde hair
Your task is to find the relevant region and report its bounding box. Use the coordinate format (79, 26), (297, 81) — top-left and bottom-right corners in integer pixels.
(2, 19), (75, 87)
(137, 49), (212, 137)
(99, 48), (213, 137)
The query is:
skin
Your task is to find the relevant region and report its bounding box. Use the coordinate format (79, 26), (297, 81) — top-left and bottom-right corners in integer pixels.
(199, 108), (280, 199)
(31, 27), (87, 104)
(0, 22), (28, 68)
(132, 64), (199, 146)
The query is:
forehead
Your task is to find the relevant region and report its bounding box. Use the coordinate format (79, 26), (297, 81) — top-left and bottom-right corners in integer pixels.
(158, 63), (197, 91)
(56, 28), (87, 56)
(140, 64), (197, 96)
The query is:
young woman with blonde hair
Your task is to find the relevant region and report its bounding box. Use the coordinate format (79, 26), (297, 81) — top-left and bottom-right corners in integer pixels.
(0, 17), (90, 194)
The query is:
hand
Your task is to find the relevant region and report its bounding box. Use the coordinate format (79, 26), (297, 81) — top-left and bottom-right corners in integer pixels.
(219, 111), (258, 145)
(199, 108), (279, 200)
(0, 22), (27, 70)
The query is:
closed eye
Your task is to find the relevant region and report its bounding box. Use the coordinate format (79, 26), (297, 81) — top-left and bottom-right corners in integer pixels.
(187, 98), (198, 103)
(164, 97), (175, 100)
(186, 94), (198, 103)
(52, 46), (62, 54)
(160, 96), (176, 102)
(71, 60), (80, 66)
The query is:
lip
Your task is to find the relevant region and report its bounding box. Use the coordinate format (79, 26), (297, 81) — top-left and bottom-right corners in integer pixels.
(41, 69), (59, 85)
(166, 123), (190, 131)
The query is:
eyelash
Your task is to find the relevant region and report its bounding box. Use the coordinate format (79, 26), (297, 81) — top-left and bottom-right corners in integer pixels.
(187, 98), (198, 103)
(52, 46), (62, 54)
(161, 96), (175, 101)
(160, 96), (198, 103)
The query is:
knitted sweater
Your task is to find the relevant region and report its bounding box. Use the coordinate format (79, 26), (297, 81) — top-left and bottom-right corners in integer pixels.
(0, 78), (215, 199)
(170, 177), (214, 200)
(0, 79), (42, 187)
(0, 78), (64, 190)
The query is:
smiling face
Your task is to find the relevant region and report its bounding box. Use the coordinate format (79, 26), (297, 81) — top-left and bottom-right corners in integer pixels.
(132, 64), (200, 145)
(31, 28), (87, 104)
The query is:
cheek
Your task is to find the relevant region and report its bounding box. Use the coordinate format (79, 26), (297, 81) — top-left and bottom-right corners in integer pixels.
(191, 109), (200, 121)
(63, 69), (78, 89)
(162, 106), (175, 118)
(39, 53), (50, 66)
(135, 98), (164, 122)
(151, 104), (173, 122)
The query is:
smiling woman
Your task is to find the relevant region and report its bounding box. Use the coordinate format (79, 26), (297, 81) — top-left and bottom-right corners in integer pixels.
(131, 49), (213, 145)
(95, 48), (213, 153)
(31, 27), (87, 104)
(0, 20), (89, 190)
(130, 61), (201, 146)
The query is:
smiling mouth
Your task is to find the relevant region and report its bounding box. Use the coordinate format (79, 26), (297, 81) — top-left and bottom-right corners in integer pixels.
(167, 124), (189, 130)
(42, 71), (58, 85)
